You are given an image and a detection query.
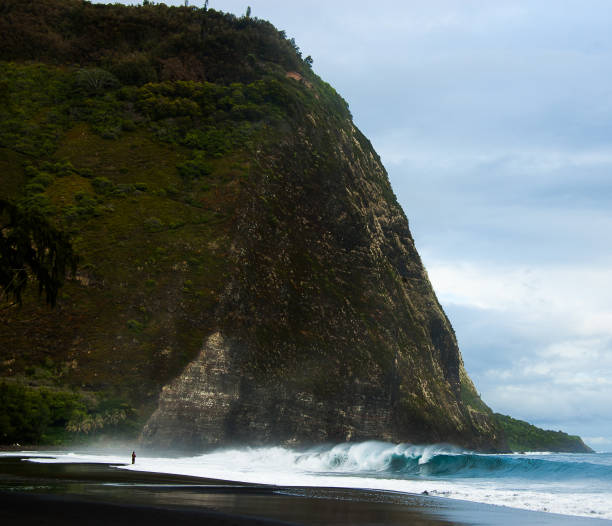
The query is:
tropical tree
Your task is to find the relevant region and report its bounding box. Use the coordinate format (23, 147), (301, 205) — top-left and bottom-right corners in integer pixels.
(0, 199), (78, 308)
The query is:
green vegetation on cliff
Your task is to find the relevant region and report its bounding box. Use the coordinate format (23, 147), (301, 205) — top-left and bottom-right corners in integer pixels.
(0, 0), (355, 445)
(0, 381), (137, 445)
(495, 413), (593, 453)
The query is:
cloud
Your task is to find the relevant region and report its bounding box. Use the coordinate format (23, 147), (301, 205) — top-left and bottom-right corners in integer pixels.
(423, 259), (612, 445)
(584, 436), (612, 450)
(426, 261), (612, 327)
(386, 146), (612, 271)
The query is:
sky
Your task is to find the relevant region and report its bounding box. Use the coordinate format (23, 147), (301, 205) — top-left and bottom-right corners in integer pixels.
(98, 1), (612, 450)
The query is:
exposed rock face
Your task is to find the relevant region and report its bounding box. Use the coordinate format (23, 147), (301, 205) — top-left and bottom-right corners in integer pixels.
(143, 113), (506, 452)
(144, 332), (240, 447)
(144, 331), (398, 447)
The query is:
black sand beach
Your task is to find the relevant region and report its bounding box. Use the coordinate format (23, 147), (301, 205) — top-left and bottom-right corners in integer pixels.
(1, 456), (610, 525)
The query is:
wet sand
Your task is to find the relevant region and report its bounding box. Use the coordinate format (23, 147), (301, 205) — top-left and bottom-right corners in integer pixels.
(0, 456), (610, 525)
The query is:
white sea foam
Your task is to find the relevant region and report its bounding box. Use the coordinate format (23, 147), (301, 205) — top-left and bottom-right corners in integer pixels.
(4, 443), (612, 521)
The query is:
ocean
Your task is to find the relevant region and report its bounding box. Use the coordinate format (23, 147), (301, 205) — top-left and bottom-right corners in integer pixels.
(5, 441), (612, 522)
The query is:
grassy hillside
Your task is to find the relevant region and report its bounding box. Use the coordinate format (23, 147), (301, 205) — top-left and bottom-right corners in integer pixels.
(495, 414), (593, 453)
(0, 1), (346, 444)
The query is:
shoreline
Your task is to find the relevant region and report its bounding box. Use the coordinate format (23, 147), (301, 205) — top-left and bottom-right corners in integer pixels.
(1, 455), (610, 525)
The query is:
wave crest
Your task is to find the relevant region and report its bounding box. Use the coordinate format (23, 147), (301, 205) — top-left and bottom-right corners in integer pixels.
(291, 441), (609, 479)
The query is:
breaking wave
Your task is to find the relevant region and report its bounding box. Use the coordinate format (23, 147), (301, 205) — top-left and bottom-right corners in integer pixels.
(290, 441), (612, 480)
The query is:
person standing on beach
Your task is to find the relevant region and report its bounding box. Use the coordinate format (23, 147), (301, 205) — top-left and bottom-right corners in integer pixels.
(131, 451), (136, 464)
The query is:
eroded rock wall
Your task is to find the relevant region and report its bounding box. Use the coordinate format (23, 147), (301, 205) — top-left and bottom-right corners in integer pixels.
(143, 112), (506, 452)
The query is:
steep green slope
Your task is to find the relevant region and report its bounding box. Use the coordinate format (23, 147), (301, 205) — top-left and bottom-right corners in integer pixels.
(0, 1), (587, 453)
(0, 52), (320, 442)
(0, 0), (312, 441)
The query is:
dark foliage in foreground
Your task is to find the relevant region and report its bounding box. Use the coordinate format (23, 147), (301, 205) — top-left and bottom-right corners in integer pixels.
(0, 199), (78, 307)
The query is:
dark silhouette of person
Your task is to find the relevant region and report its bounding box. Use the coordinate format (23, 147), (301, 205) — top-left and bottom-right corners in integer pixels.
(131, 451), (136, 464)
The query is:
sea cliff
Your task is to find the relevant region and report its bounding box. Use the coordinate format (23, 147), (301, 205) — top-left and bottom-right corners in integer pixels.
(0, 1), (590, 453)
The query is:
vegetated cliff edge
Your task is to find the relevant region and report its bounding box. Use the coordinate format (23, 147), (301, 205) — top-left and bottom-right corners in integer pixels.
(0, 1), (591, 453)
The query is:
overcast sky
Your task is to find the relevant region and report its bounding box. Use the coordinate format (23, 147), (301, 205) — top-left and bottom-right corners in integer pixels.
(99, 1), (612, 450)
